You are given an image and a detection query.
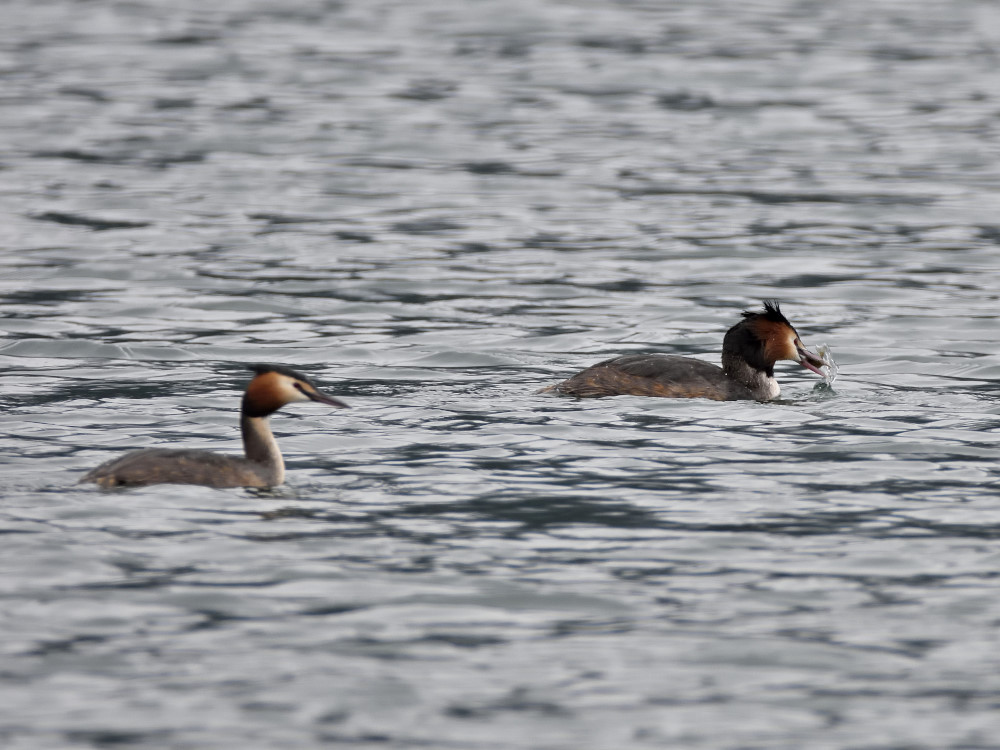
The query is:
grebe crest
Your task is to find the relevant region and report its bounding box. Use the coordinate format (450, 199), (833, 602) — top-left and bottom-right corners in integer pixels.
(545, 300), (827, 401)
(80, 364), (348, 489)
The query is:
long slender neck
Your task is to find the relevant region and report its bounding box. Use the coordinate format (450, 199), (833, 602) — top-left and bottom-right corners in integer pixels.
(240, 413), (284, 485)
(722, 352), (780, 400)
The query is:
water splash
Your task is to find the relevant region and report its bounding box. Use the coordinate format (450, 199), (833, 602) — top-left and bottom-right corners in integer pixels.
(816, 344), (839, 386)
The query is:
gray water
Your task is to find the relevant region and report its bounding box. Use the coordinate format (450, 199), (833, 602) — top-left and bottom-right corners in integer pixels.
(4, 1), (1000, 748)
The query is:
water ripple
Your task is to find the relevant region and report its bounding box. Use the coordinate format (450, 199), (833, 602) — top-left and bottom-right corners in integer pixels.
(4, 0), (1000, 747)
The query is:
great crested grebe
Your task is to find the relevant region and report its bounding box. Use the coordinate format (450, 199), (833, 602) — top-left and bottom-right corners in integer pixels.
(80, 365), (347, 489)
(544, 301), (827, 401)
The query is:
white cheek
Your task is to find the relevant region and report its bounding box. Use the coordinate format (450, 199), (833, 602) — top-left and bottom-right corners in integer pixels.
(277, 379), (311, 403)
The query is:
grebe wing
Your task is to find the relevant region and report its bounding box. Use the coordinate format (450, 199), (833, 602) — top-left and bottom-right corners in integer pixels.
(596, 354), (723, 379)
(80, 448), (269, 489)
(553, 354), (754, 400)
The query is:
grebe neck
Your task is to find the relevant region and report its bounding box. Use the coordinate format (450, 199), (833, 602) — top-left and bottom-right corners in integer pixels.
(240, 413), (284, 485)
(721, 353), (780, 400)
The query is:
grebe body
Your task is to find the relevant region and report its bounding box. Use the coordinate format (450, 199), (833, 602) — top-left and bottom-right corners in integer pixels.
(546, 301), (826, 401)
(80, 365), (347, 489)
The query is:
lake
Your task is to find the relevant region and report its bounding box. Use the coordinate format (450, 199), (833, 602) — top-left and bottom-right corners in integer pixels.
(3, 1), (1000, 747)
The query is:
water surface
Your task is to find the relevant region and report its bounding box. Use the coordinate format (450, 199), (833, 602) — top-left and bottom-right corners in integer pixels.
(3, 1), (1000, 748)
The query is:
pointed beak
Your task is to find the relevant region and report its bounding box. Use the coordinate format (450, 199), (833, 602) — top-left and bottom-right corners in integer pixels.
(797, 344), (827, 377)
(307, 390), (349, 408)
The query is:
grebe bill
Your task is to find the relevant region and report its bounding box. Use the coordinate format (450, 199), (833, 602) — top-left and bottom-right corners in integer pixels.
(544, 300), (827, 401)
(80, 364), (347, 489)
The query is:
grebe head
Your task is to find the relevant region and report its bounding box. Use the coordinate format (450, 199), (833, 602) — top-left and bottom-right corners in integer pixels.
(724, 300), (827, 376)
(242, 364), (349, 418)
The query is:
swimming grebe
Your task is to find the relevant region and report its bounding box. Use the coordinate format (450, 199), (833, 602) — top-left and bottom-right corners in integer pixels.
(80, 365), (348, 488)
(544, 301), (827, 401)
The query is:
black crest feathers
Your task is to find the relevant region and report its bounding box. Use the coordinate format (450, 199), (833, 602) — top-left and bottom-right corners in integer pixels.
(246, 363), (315, 385)
(742, 299), (790, 325)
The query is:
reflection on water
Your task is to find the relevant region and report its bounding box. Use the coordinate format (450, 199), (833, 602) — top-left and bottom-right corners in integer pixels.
(3, 0), (1000, 747)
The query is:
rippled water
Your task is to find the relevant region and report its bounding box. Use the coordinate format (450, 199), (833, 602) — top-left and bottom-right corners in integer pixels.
(4, 1), (1000, 747)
